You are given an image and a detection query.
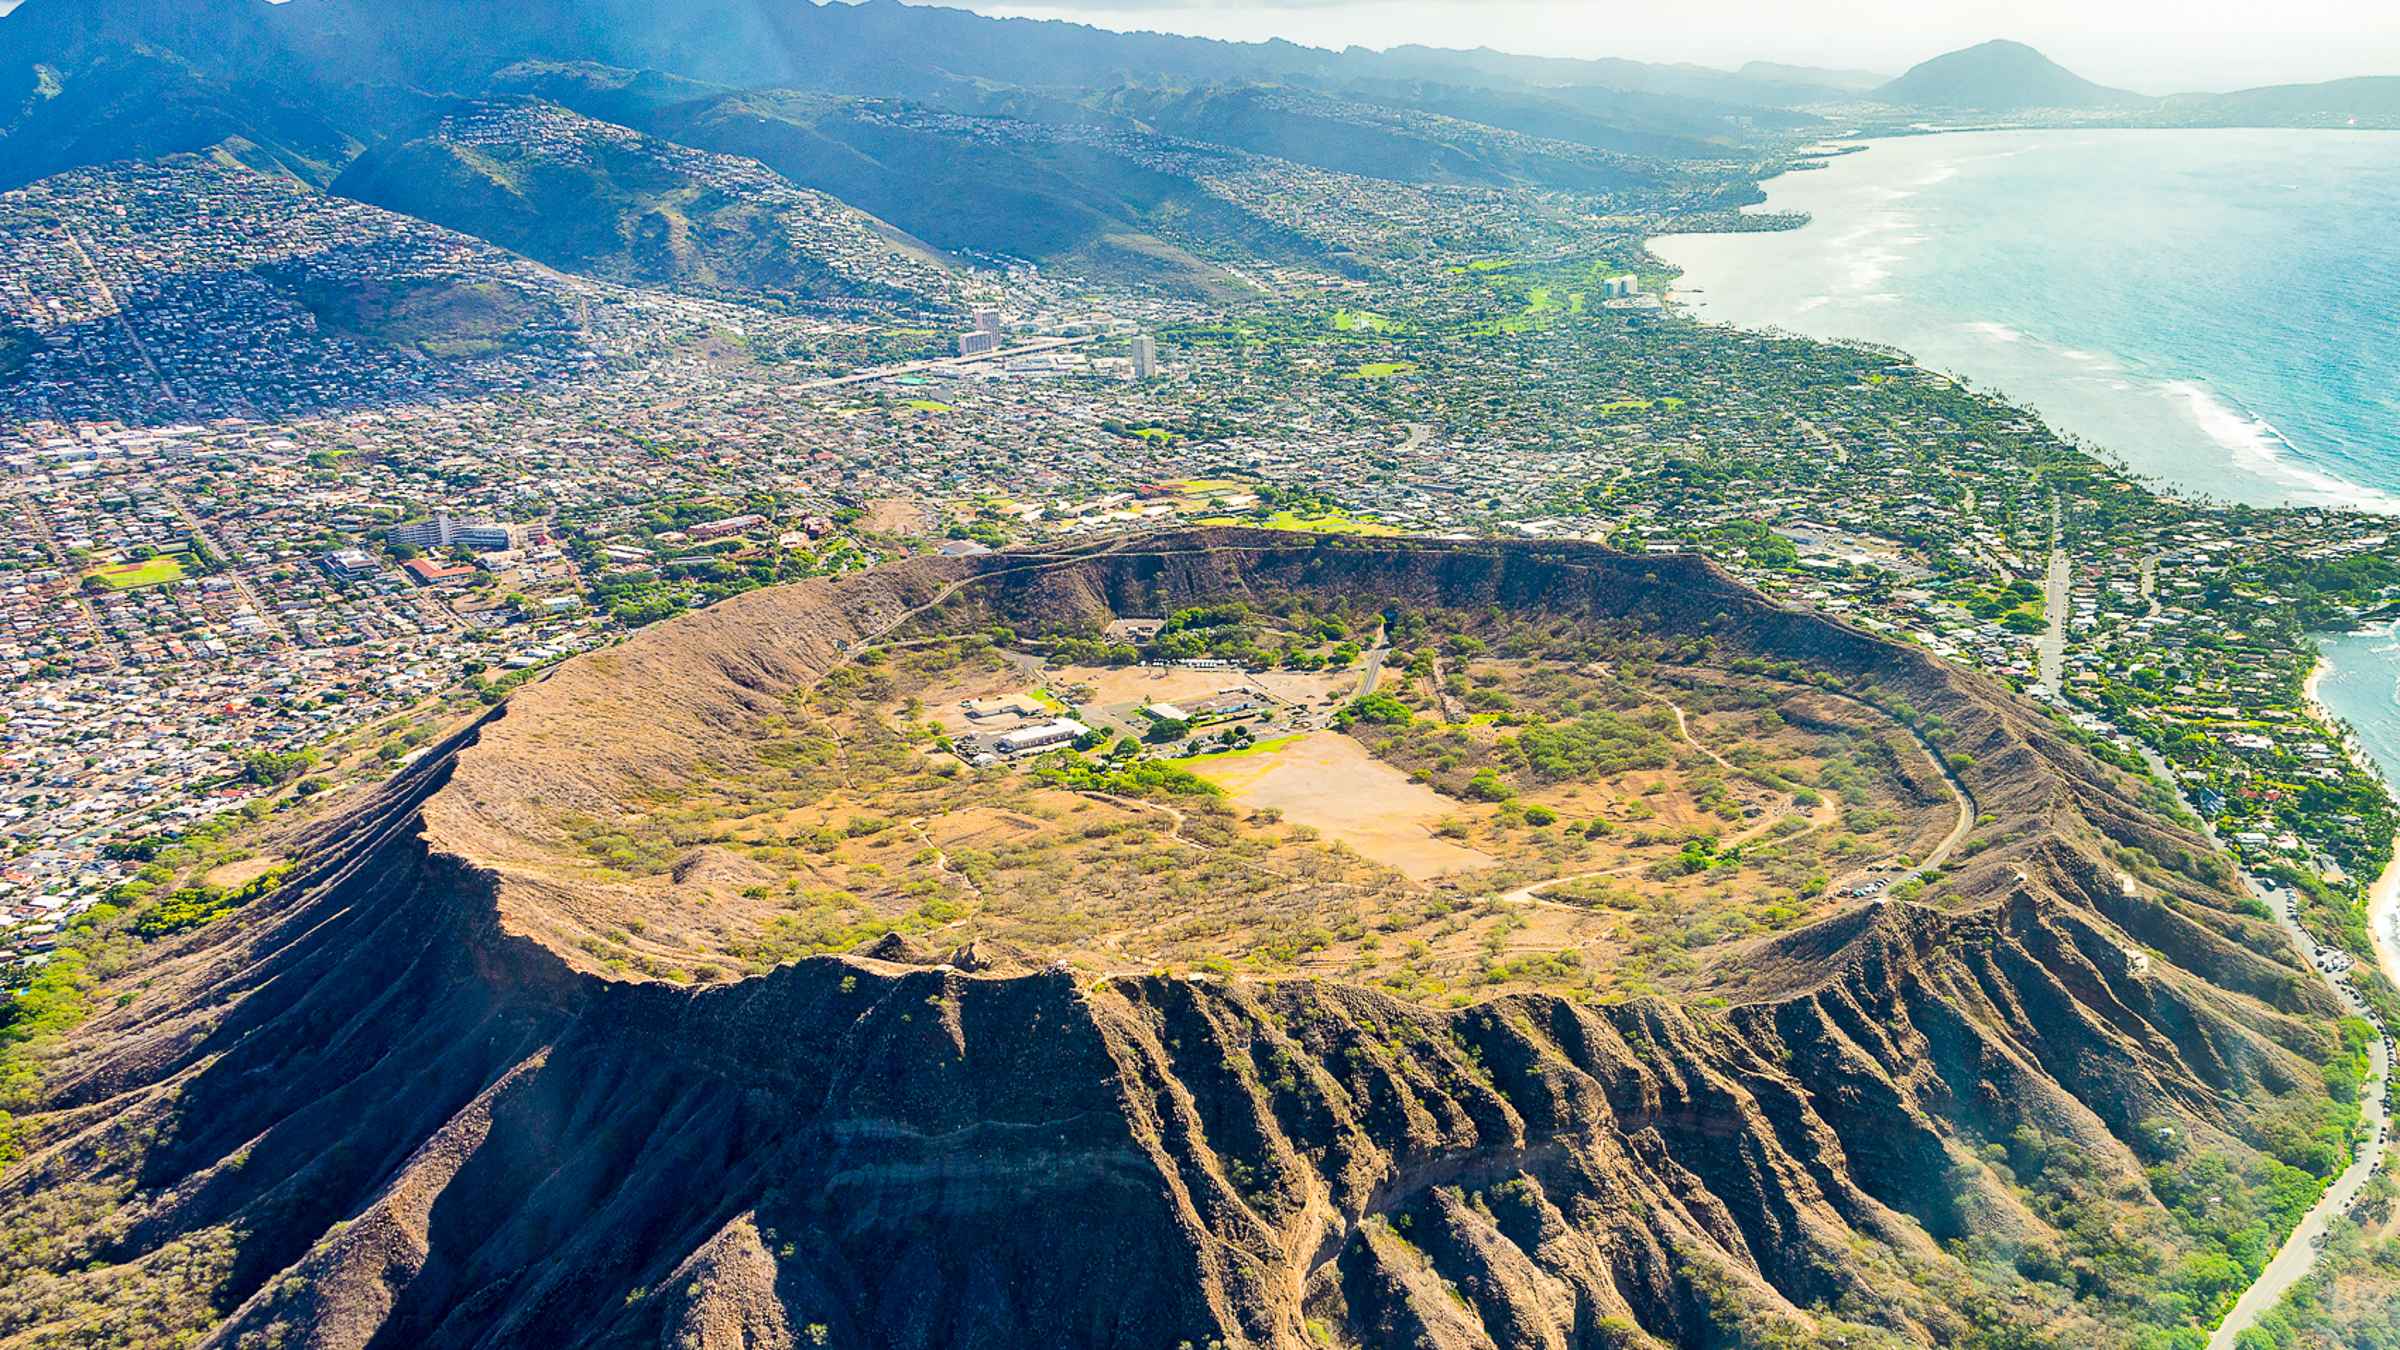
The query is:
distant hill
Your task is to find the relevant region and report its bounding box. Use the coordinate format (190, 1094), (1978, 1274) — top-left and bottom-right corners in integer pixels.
(1737, 61), (1887, 96)
(1873, 40), (2146, 111)
(640, 91), (1343, 298)
(1104, 84), (1676, 191)
(331, 100), (954, 309)
(1351, 44), (1847, 108)
(0, 0), (362, 192)
(2154, 76), (2400, 128)
(1329, 78), (1819, 159)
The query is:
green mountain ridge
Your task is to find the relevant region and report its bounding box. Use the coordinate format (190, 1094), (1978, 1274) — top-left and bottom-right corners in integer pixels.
(330, 98), (955, 309)
(640, 90), (1343, 297)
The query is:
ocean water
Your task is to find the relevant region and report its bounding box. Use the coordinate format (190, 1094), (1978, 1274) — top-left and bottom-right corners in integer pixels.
(1655, 128), (2400, 800)
(1652, 129), (2400, 512)
(2317, 624), (2400, 794)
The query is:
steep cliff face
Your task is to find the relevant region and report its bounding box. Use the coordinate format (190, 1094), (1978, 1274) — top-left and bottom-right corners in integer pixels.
(0, 532), (2345, 1348)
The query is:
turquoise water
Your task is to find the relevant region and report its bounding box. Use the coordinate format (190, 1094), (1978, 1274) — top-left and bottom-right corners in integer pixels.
(2318, 625), (2400, 793)
(1653, 129), (2400, 512)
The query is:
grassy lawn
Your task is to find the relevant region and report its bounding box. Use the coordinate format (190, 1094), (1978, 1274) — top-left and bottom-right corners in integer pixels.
(87, 557), (187, 590)
(1330, 309), (1400, 333)
(1195, 510), (1401, 537)
(902, 399), (954, 414)
(1345, 361), (1419, 380)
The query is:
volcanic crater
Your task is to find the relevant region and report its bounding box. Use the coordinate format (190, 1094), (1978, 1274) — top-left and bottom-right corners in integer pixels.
(0, 529), (2353, 1350)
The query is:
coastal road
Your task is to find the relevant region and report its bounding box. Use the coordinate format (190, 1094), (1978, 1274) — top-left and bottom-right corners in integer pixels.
(2208, 689), (2400, 1340)
(2138, 730), (2398, 1349)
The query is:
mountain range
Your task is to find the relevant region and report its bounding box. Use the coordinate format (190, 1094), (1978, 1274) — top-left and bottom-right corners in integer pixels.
(4, 0), (2397, 299)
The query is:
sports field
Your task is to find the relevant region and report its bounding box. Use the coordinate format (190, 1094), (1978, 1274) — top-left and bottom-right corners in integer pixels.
(87, 557), (187, 590)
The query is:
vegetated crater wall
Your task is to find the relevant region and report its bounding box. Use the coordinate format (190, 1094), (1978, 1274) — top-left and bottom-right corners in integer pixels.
(4, 530), (2346, 1350)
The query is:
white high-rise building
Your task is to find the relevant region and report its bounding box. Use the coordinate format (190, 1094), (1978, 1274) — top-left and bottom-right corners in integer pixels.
(389, 509), (516, 552)
(971, 306), (1003, 339)
(1131, 335), (1158, 380)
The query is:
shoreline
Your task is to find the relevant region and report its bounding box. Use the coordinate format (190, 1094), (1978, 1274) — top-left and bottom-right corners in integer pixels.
(2304, 649), (2400, 990)
(1645, 129), (2400, 517)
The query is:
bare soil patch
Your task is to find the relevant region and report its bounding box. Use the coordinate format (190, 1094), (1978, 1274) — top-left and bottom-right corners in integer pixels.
(861, 497), (936, 535)
(1186, 732), (1497, 881)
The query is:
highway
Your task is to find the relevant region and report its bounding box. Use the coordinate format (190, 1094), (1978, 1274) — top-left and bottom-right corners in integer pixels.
(793, 335), (1097, 391)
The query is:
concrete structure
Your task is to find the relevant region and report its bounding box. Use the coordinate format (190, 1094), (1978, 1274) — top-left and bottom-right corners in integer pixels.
(1131, 335), (1158, 380)
(996, 718), (1092, 755)
(321, 548), (378, 580)
(687, 514), (765, 541)
(957, 330), (1000, 358)
(401, 558), (477, 586)
(390, 509), (515, 553)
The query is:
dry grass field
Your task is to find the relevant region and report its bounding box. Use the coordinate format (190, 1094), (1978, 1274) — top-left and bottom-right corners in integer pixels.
(515, 629), (1947, 1004)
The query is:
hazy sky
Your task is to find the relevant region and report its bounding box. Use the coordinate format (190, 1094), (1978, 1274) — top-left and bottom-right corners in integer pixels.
(936, 0), (2400, 93)
(4, 0), (2387, 90)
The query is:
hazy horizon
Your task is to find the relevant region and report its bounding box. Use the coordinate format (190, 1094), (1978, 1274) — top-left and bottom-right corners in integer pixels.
(3, 0), (2394, 92)
(936, 0), (2398, 95)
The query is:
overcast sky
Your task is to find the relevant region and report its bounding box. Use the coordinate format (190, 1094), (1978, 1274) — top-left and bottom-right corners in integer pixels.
(932, 0), (2400, 93)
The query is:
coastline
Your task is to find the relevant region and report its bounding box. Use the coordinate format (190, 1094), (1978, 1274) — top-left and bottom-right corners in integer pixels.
(1647, 129), (2400, 516)
(2305, 650), (2400, 991)
(1651, 130), (2400, 1343)
(2207, 653), (2398, 1349)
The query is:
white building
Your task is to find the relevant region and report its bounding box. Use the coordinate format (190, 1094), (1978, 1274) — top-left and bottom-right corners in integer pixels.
(1131, 335), (1158, 380)
(996, 718), (1092, 755)
(957, 329), (1000, 358)
(389, 509), (515, 552)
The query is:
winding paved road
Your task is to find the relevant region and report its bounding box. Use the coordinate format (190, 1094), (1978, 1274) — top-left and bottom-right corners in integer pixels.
(2131, 729), (2399, 1350)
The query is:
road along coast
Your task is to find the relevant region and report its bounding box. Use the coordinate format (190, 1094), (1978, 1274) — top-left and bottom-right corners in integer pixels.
(2208, 659), (2400, 1347)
